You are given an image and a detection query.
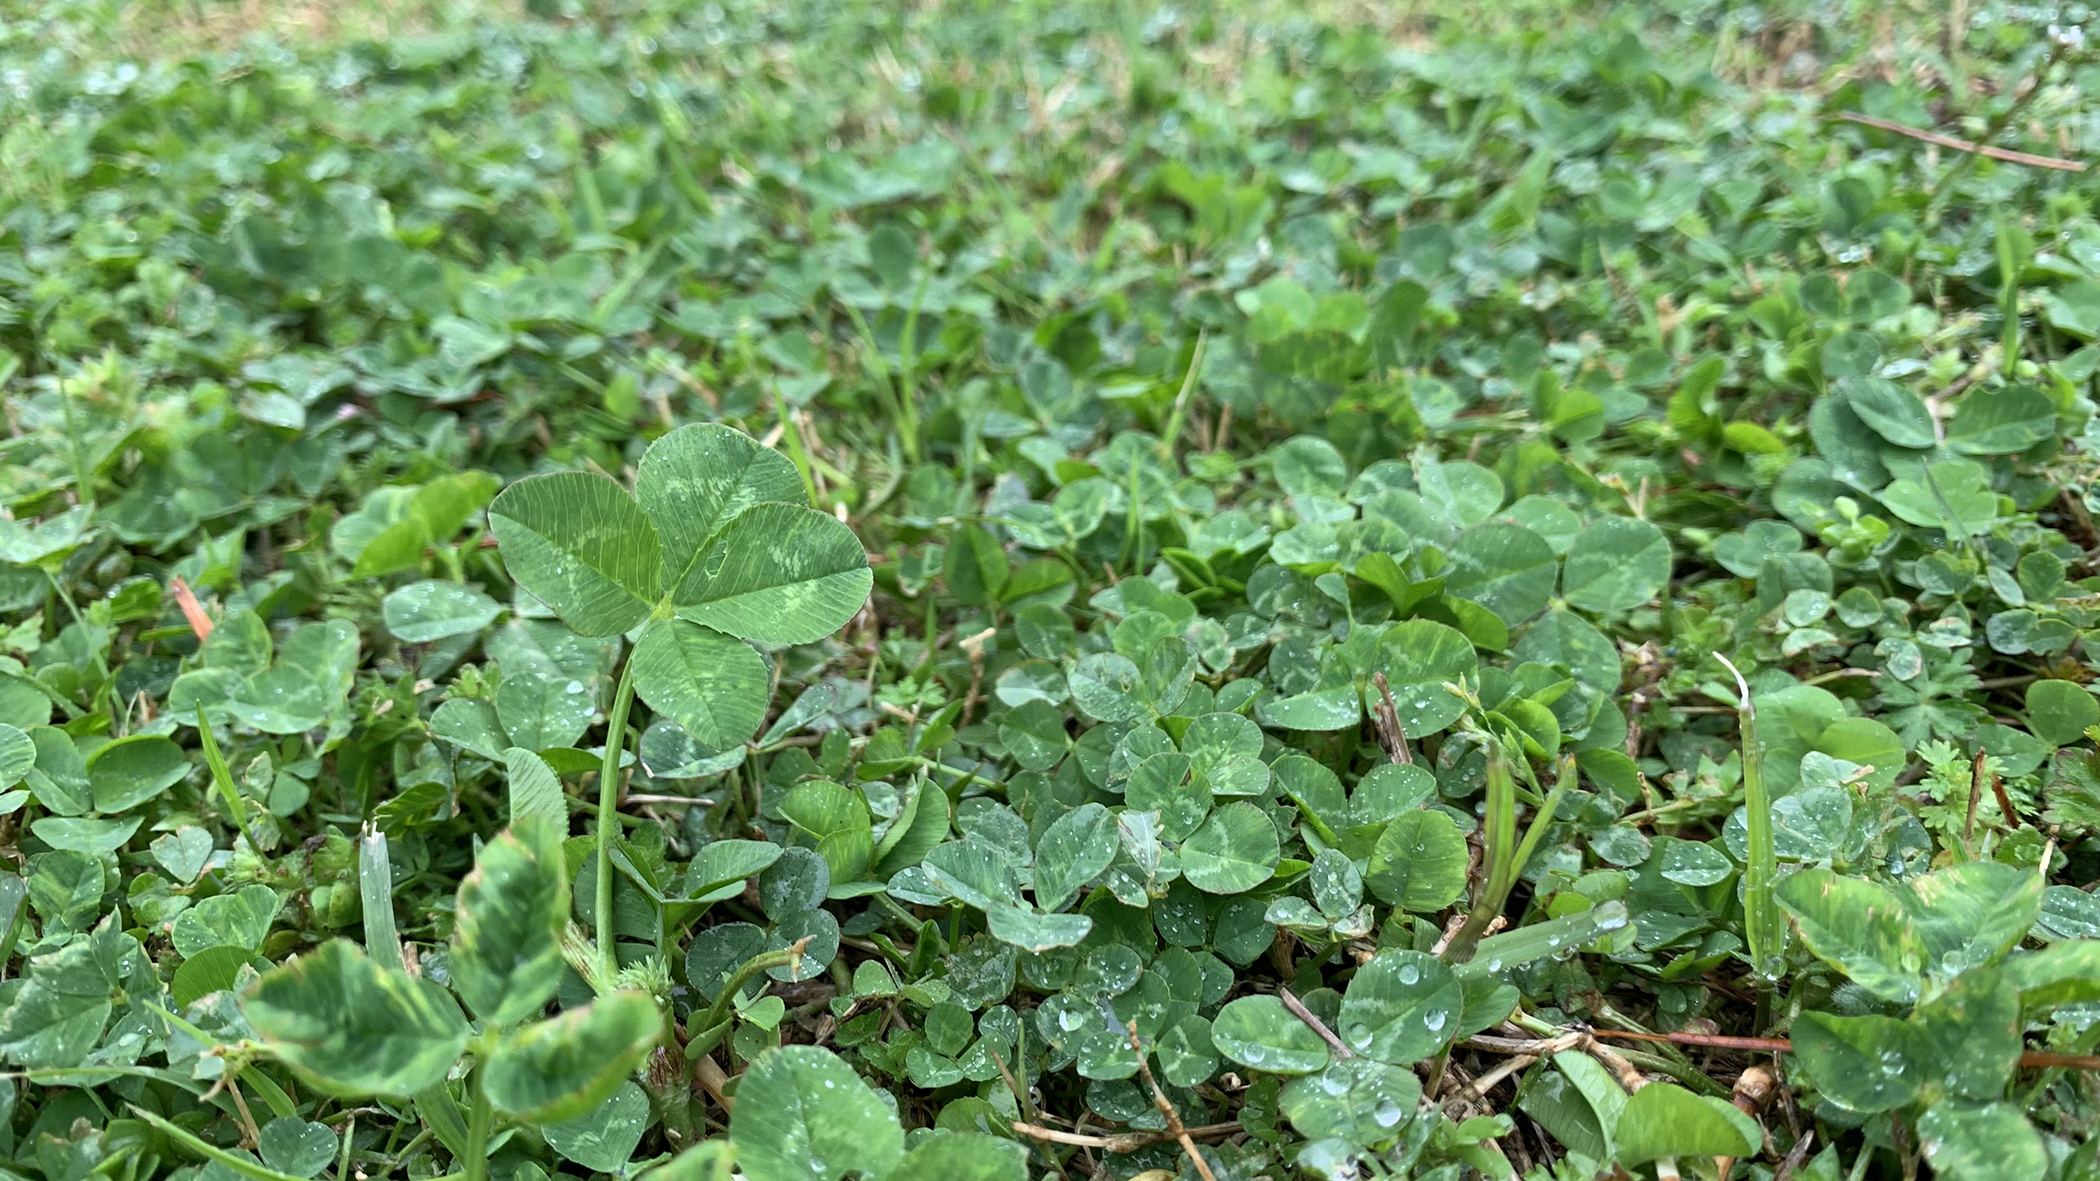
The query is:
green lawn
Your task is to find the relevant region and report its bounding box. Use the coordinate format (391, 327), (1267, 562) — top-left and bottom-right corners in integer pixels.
(1, 1), (2098, 1179)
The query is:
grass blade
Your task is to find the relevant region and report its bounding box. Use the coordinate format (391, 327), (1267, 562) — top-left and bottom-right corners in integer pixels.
(1717, 655), (1784, 986)
(360, 823), (405, 974)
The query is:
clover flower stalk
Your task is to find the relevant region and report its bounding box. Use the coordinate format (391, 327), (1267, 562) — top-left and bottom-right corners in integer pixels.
(597, 655), (640, 986)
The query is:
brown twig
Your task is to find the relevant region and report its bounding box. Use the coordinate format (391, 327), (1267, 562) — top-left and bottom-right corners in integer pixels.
(1463, 1032), (1585, 1056)
(1801, 667), (1880, 686)
(1431, 912), (1505, 955)
(989, 1047), (1035, 1127)
(1591, 1029), (1789, 1053)
(1126, 1021), (1219, 1181)
(1585, 1035), (1649, 1094)
(1832, 110), (2087, 171)
(1593, 1028), (2100, 1071)
(2019, 1051), (2100, 1070)
(1771, 1052), (1803, 1141)
(1009, 1120), (1241, 1153)
(169, 576), (213, 641)
(958, 627), (996, 726)
(1278, 987), (1353, 1060)
(1443, 1054), (1538, 1110)
(1964, 750), (1989, 851)
(1370, 672), (1413, 764)
(1772, 1130), (1817, 1181)
(692, 1053), (732, 1114)
(224, 1074), (261, 1149)
(1992, 770), (2024, 829)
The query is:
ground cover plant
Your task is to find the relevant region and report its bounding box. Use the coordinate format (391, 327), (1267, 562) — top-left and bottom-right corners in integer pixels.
(8, 0), (2100, 1177)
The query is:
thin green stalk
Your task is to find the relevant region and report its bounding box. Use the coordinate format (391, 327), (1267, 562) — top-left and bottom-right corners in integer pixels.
(897, 272), (929, 461)
(462, 1065), (492, 1181)
(691, 937), (810, 1043)
(196, 706), (264, 854)
(0, 877), (23, 981)
(839, 300), (919, 464)
(1120, 450), (1145, 570)
(1718, 655), (1783, 986)
(596, 655), (640, 985)
(743, 331), (818, 506)
(575, 158), (609, 238)
(1997, 219), (2025, 368)
(1504, 756), (1575, 898)
(773, 384), (819, 505)
(1443, 734), (1574, 965)
(570, 798), (653, 828)
(46, 570), (110, 687)
(130, 1105), (345, 1181)
(58, 379), (94, 512)
(336, 1114), (358, 1181)
(376, 1128), (436, 1179)
(1486, 736), (1518, 899)
(955, 412), (982, 519)
(1443, 729), (1522, 965)
(1158, 331), (1208, 459)
(915, 595), (939, 676)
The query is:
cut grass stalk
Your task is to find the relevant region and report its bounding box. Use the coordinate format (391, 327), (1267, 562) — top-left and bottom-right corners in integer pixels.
(1715, 654), (1783, 988)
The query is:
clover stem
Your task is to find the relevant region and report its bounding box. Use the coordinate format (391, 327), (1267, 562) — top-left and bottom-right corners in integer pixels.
(463, 1062), (492, 1181)
(45, 569), (110, 688)
(596, 654), (640, 985)
(693, 937), (811, 1039)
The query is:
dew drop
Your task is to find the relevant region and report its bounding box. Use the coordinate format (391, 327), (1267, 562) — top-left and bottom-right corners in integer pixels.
(1422, 1010), (1447, 1032)
(1346, 1022), (1372, 1049)
(1374, 1098), (1405, 1127)
(1397, 963), (1420, 986)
